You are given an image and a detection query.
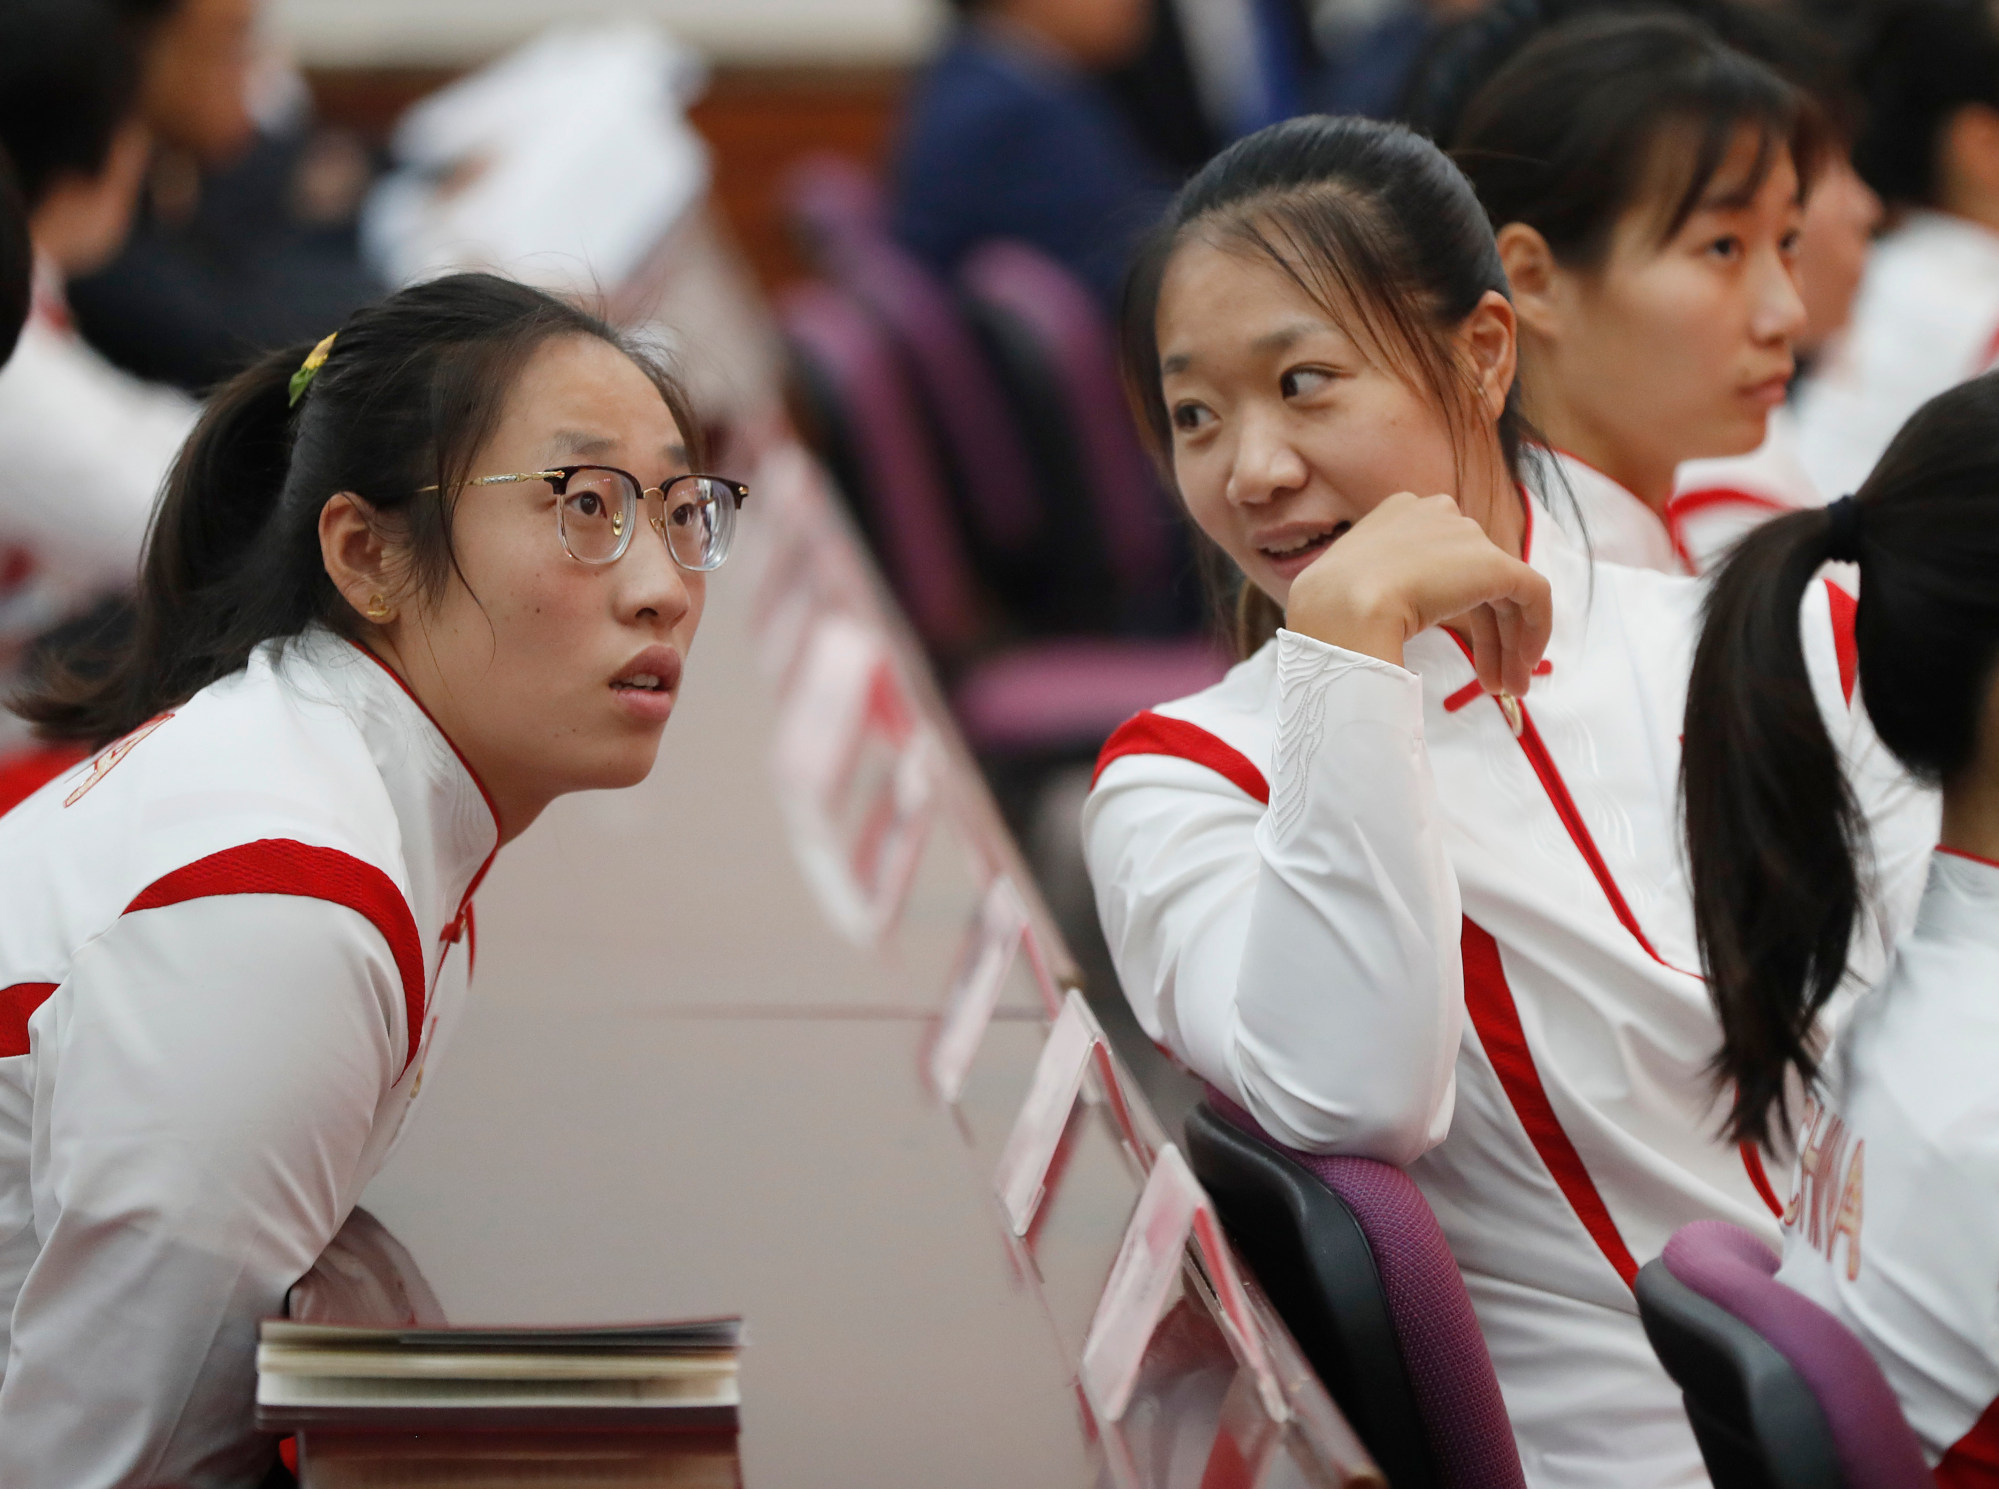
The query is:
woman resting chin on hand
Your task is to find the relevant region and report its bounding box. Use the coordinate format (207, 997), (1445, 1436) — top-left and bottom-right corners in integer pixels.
(0, 271), (746, 1486)
(1083, 105), (1936, 1489)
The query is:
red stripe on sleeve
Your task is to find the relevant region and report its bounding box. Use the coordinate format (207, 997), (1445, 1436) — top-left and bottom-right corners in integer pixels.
(1092, 712), (1270, 805)
(1461, 918), (1640, 1287)
(1936, 1396), (1999, 1487)
(1825, 580), (1858, 707)
(124, 839), (428, 1078)
(0, 983), (57, 1059)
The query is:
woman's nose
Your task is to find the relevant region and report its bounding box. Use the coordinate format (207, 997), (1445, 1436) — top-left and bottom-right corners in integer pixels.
(622, 523), (695, 627)
(1226, 411), (1308, 506)
(1754, 246), (1811, 346)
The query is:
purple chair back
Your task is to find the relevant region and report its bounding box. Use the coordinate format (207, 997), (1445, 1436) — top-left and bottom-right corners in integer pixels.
(777, 281), (983, 656)
(779, 152), (886, 266)
(958, 240), (1175, 608)
(816, 233), (1043, 559)
(1207, 1091), (1525, 1489)
(1660, 1221), (1933, 1488)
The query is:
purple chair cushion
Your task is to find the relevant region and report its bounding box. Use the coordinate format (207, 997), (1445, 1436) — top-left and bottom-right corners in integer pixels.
(1662, 1221), (1933, 1489)
(950, 637), (1227, 755)
(1210, 1091), (1526, 1489)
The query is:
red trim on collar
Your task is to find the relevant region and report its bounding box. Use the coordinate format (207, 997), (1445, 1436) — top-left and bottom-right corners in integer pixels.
(1740, 1142), (1784, 1218)
(1093, 712), (1270, 805)
(1462, 918), (1639, 1287)
(1518, 481), (1536, 562)
(1665, 485), (1791, 523)
(124, 838), (430, 1079)
(0, 983), (57, 1059)
(1665, 483), (1793, 573)
(1939, 845), (1999, 872)
(343, 641), (503, 836)
(1444, 634), (1695, 978)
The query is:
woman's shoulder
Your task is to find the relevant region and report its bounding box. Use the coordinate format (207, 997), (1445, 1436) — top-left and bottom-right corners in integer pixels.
(0, 640), (403, 898)
(1090, 641), (1279, 806)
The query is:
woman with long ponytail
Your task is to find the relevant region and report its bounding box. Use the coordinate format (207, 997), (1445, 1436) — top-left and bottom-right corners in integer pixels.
(0, 271), (744, 1483)
(1685, 370), (1999, 1475)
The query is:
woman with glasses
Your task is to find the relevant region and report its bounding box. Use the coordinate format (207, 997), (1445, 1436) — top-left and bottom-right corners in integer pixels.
(0, 270), (744, 1484)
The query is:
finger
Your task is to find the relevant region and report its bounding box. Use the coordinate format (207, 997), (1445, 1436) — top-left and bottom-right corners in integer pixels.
(1496, 568), (1554, 693)
(1462, 603), (1505, 695)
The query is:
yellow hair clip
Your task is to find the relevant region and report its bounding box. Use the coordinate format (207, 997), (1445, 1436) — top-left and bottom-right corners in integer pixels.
(288, 332), (338, 407)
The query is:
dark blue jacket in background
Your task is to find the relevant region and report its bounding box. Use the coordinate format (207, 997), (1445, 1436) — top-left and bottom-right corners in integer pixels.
(890, 26), (1176, 312)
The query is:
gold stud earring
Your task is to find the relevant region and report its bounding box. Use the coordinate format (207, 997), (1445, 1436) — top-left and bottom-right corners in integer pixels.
(364, 593), (392, 622)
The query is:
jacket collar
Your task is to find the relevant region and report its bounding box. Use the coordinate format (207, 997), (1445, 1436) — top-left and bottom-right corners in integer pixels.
(276, 627), (500, 939)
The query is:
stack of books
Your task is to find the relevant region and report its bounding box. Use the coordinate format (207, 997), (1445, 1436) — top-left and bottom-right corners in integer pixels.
(255, 1316), (743, 1432)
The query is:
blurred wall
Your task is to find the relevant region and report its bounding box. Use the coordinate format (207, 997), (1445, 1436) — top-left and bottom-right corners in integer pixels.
(272, 0), (944, 66)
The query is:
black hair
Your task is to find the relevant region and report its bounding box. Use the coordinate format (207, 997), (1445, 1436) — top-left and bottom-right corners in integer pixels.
(1448, 11), (1824, 270)
(1119, 115), (1527, 656)
(0, 0), (146, 210)
(14, 271), (705, 747)
(1684, 371), (1999, 1149)
(1840, 0), (1999, 210)
(1405, 0), (1853, 149)
(0, 150), (29, 367)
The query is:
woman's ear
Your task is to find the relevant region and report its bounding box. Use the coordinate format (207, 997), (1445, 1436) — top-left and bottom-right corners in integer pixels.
(319, 491), (407, 626)
(1458, 289), (1518, 421)
(1495, 222), (1565, 343)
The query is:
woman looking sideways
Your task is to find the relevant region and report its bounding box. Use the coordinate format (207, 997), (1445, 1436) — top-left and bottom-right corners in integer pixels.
(0, 271), (743, 1484)
(1083, 113), (1935, 1486)
(1447, 12), (1816, 574)
(1683, 373), (1999, 1481)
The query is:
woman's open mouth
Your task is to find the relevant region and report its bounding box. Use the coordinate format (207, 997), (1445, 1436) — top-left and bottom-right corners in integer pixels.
(1258, 523), (1349, 579)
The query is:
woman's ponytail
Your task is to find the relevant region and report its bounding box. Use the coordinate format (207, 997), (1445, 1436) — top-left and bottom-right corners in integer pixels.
(1684, 506), (1864, 1150)
(16, 347), (309, 742)
(12, 272), (704, 747)
(1686, 370), (1999, 1150)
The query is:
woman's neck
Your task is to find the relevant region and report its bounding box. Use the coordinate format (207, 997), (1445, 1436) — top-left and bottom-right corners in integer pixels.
(1942, 759), (1999, 865)
(1518, 361), (1676, 514)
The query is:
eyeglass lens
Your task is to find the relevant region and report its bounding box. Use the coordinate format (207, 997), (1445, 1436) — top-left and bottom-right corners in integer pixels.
(554, 470), (737, 571)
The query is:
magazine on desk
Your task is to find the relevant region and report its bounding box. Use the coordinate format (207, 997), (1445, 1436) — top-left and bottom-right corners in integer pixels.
(256, 1207), (743, 1432)
(255, 1316), (744, 1431)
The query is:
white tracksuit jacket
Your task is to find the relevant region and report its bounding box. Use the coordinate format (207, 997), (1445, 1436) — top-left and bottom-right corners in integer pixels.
(0, 626), (496, 1486)
(1535, 433), (1827, 582)
(1082, 503), (1938, 1488)
(1793, 211), (1999, 504)
(1531, 447), (1688, 577)
(1775, 848), (1999, 1485)
(1671, 408), (1825, 576)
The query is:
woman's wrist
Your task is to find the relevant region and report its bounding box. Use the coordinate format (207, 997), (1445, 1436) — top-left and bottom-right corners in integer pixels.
(1284, 587), (1410, 670)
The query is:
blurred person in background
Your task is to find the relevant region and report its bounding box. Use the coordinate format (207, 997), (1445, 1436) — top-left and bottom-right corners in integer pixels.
(1790, 0), (1999, 502)
(890, 0), (1178, 310)
(68, 0), (384, 393)
(1405, 0), (1881, 569)
(0, 155), (29, 371)
(0, 0), (197, 783)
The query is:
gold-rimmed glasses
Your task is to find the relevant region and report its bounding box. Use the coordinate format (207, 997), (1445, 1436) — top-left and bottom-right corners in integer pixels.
(424, 466), (749, 570)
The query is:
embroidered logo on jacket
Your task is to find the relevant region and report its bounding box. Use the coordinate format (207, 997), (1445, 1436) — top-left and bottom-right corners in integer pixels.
(1784, 1095), (1866, 1281)
(63, 712), (174, 808)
